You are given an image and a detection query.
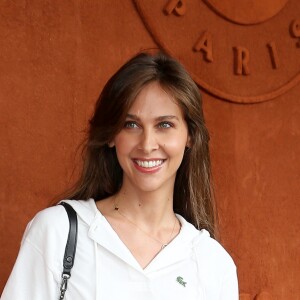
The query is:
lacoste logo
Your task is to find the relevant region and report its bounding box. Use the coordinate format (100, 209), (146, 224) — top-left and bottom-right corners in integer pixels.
(176, 276), (187, 287)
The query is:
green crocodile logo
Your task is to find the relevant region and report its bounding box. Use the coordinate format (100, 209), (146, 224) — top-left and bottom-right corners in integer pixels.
(176, 276), (187, 287)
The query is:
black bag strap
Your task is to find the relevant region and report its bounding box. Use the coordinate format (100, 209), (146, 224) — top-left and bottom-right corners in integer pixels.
(59, 202), (78, 300)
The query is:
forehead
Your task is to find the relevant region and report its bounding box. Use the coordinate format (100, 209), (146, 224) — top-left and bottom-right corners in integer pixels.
(128, 82), (183, 118)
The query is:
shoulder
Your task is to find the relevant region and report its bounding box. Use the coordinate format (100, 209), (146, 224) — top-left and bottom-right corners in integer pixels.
(194, 231), (235, 263)
(191, 231), (238, 297)
(177, 215), (236, 272)
(30, 204), (67, 226)
(24, 199), (97, 244)
(23, 204), (69, 248)
(25, 198), (96, 234)
(192, 229), (236, 279)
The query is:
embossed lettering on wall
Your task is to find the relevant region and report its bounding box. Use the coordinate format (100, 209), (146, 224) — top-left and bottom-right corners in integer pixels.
(134, 0), (300, 103)
(290, 19), (300, 47)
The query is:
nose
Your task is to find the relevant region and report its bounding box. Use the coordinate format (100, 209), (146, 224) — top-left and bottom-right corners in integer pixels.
(138, 128), (159, 154)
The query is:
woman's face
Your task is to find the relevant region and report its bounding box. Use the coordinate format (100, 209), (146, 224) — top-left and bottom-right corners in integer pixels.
(111, 81), (190, 193)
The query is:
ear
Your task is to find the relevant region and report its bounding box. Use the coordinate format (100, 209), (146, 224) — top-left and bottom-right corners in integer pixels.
(186, 135), (191, 148)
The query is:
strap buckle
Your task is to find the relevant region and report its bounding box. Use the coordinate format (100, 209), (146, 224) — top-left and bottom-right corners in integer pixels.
(59, 274), (70, 300)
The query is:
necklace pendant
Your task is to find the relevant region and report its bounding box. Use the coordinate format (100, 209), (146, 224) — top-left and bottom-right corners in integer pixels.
(161, 244), (168, 249)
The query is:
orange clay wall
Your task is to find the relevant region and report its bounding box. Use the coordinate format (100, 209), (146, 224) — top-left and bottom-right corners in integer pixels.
(0, 1), (299, 299)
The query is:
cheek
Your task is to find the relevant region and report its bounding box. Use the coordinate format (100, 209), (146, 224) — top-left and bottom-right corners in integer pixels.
(162, 134), (188, 156)
(165, 142), (187, 156)
(114, 133), (136, 156)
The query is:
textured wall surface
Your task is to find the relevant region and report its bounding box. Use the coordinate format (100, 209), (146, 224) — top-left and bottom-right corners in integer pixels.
(0, 1), (299, 298)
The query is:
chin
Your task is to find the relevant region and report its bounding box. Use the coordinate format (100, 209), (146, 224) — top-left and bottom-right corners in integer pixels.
(135, 183), (163, 193)
(132, 177), (174, 193)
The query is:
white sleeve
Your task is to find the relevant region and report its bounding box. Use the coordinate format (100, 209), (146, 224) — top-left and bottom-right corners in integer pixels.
(1, 239), (59, 299)
(220, 263), (239, 299)
(1, 206), (68, 300)
(193, 231), (239, 299)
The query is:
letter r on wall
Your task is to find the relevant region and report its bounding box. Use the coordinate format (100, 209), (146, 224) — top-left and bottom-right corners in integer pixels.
(234, 46), (250, 75)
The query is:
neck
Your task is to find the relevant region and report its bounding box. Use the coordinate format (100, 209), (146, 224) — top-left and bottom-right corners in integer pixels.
(114, 185), (175, 229)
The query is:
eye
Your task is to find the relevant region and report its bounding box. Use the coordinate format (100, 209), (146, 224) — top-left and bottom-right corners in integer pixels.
(124, 121), (139, 129)
(158, 121), (173, 129)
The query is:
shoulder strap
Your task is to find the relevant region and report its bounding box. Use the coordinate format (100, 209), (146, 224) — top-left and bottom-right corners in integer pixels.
(59, 202), (78, 300)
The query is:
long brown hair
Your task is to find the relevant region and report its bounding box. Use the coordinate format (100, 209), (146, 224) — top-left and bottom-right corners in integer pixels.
(64, 52), (216, 238)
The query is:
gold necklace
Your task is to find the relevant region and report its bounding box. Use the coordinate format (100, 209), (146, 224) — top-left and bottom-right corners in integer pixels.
(114, 203), (179, 250)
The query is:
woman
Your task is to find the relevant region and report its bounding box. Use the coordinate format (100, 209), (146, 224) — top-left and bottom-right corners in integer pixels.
(1, 52), (238, 299)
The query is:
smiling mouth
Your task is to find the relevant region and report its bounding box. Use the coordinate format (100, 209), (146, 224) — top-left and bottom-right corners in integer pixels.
(134, 159), (165, 168)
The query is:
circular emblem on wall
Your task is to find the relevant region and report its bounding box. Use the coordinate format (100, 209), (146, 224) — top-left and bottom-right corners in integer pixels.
(134, 0), (300, 103)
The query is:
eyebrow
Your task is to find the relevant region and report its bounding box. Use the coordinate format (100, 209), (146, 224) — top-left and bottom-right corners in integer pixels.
(126, 114), (180, 121)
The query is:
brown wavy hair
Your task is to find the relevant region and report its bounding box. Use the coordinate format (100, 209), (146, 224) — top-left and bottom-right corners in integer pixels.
(64, 51), (216, 238)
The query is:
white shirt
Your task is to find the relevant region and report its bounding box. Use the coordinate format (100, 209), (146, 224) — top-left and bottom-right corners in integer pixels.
(1, 199), (238, 299)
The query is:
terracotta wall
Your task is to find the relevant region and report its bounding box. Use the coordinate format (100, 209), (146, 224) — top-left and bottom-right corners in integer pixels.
(0, 1), (299, 299)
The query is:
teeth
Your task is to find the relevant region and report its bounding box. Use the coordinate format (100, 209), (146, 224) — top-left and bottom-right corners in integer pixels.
(136, 160), (163, 168)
